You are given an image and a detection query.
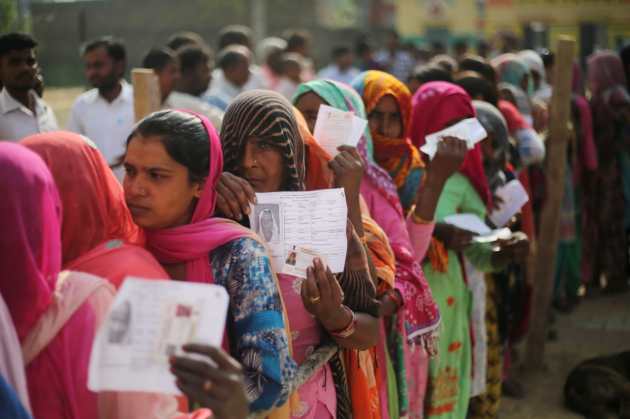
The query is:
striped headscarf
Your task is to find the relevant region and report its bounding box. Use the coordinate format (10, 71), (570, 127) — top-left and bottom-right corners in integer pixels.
(221, 90), (305, 191)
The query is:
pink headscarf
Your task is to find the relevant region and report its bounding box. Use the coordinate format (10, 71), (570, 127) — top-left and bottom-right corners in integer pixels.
(144, 112), (254, 282)
(0, 142), (60, 340)
(409, 81), (492, 208)
(0, 295), (31, 414)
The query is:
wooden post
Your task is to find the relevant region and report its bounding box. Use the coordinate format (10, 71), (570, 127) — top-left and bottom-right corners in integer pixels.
(131, 68), (161, 122)
(525, 36), (576, 370)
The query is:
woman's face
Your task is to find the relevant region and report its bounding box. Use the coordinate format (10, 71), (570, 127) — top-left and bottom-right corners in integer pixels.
(480, 132), (495, 162)
(123, 135), (203, 229)
(294, 91), (326, 133)
(240, 136), (285, 193)
(368, 94), (403, 138)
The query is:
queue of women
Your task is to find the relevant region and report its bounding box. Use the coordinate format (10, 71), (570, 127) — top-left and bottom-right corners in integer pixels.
(3, 45), (628, 419)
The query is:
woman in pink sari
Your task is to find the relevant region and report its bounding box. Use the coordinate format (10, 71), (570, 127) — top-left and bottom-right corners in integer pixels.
(0, 142), (112, 419)
(21, 131), (169, 288)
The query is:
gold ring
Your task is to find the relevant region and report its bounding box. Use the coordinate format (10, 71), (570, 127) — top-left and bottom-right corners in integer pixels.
(203, 380), (213, 392)
(309, 295), (321, 304)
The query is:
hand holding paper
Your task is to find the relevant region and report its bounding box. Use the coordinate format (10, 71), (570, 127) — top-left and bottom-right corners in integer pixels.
(313, 105), (367, 157)
(421, 118), (487, 160)
(88, 278), (229, 395)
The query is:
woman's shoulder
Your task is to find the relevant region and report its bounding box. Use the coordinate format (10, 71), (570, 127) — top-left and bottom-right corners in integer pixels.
(215, 236), (268, 260)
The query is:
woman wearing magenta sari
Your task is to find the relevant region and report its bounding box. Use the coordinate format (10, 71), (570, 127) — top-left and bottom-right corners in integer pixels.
(409, 82), (529, 419)
(121, 110), (296, 413)
(0, 142), (113, 419)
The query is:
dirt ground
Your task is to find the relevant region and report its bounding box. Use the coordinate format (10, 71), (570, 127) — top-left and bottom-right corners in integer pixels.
(44, 86), (85, 128)
(499, 291), (630, 419)
(43, 87), (630, 419)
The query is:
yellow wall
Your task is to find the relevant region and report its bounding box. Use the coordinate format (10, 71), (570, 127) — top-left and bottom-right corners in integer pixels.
(396, 0), (630, 47)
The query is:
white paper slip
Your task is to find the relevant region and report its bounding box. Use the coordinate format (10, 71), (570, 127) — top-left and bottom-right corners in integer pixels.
(421, 118), (488, 160)
(282, 245), (325, 279)
(249, 188), (348, 273)
(313, 104), (367, 157)
(489, 180), (530, 227)
(472, 228), (512, 243)
(88, 278), (229, 395)
(444, 213), (492, 236)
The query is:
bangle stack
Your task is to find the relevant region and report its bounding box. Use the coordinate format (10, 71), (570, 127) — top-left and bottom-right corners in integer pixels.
(328, 305), (357, 339)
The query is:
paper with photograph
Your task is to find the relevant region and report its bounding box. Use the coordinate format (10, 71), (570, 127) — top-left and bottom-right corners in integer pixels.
(282, 245), (326, 279)
(88, 277), (229, 395)
(250, 188), (348, 273)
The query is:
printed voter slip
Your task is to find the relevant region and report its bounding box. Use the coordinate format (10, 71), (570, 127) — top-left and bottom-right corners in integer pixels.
(249, 188), (348, 274)
(313, 104), (367, 157)
(282, 245), (326, 279)
(420, 118), (487, 160)
(88, 277), (228, 395)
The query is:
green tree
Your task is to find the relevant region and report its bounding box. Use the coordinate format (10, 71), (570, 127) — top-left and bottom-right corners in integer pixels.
(0, 0), (17, 32)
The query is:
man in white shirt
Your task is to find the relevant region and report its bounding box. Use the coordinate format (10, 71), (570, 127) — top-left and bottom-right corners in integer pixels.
(317, 46), (360, 86)
(142, 47), (223, 129)
(375, 30), (415, 83)
(0, 33), (58, 141)
(205, 46), (252, 111)
(67, 37), (134, 177)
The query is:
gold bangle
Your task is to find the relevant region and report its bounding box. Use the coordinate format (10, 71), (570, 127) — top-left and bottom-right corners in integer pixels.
(411, 211), (433, 225)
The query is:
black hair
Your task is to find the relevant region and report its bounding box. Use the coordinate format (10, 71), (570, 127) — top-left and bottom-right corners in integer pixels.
(538, 48), (555, 68)
(332, 46), (351, 59)
(142, 47), (176, 72)
(127, 110), (209, 184)
(355, 39), (371, 56)
(166, 31), (207, 51)
(177, 45), (211, 74)
(218, 25), (252, 50)
(284, 30), (311, 52)
(0, 32), (37, 57)
(217, 46), (249, 70)
(386, 29), (400, 40)
(411, 64), (453, 85)
(81, 36), (126, 63)
(459, 55), (497, 84)
(453, 39), (468, 51)
(455, 75), (498, 106)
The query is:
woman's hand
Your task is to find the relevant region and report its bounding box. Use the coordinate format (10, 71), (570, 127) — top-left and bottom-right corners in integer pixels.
(433, 223), (475, 252)
(329, 146), (364, 201)
(215, 172), (256, 220)
(426, 137), (468, 184)
(301, 258), (350, 332)
(433, 222), (476, 252)
(378, 289), (402, 317)
(493, 231), (530, 266)
(170, 344), (249, 419)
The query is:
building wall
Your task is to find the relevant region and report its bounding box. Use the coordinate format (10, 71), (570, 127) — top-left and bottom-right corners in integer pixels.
(396, 0), (630, 51)
(31, 0), (367, 86)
